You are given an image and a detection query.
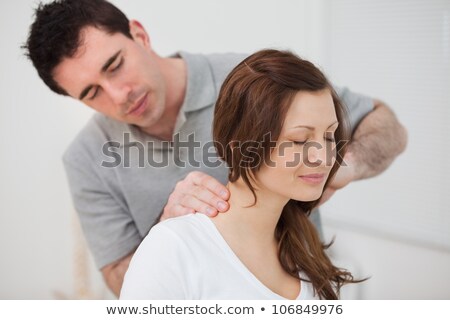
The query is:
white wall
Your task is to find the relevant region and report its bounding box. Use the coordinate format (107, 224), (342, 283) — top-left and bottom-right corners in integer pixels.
(1, 0), (448, 299)
(319, 0), (450, 299)
(0, 1), (95, 299)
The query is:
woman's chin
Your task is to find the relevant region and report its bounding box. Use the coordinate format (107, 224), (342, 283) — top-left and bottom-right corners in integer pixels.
(292, 192), (322, 203)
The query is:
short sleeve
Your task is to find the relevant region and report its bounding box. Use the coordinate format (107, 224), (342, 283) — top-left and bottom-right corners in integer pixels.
(334, 86), (374, 132)
(63, 149), (142, 269)
(205, 52), (248, 90)
(120, 223), (188, 299)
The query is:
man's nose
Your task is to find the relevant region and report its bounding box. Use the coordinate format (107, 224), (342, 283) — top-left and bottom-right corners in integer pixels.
(104, 81), (132, 107)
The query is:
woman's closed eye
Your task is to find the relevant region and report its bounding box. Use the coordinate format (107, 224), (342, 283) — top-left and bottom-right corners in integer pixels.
(292, 136), (335, 146)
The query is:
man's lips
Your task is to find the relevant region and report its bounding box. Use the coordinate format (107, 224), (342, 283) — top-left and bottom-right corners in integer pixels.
(126, 93), (148, 116)
(298, 173), (326, 184)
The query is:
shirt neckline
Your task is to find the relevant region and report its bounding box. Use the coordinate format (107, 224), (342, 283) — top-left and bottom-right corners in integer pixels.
(193, 213), (312, 300)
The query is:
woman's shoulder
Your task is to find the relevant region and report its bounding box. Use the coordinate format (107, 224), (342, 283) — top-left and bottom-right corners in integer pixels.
(121, 215), (207, 299)
(147, 213), (213, 244)
(124, 215), (208, 282)
(156, 212), (209, 231)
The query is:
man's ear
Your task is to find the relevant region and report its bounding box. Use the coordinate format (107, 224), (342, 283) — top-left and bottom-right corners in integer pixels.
(129, 20), (151, 48)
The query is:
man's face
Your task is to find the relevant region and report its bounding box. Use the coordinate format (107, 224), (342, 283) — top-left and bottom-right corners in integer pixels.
(53, 23), (166, 129)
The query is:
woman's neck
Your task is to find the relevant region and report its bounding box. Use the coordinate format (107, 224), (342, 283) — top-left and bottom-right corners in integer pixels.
(211, 178), (289, 246)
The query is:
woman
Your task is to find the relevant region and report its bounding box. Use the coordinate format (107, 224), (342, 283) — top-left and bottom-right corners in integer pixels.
(120, 49), (360, 300)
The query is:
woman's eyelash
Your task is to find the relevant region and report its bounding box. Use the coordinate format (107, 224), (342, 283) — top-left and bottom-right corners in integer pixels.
(293, 137), (335, 145)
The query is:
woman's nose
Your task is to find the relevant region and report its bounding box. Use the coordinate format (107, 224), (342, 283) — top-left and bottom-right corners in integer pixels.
(305, 141), (328, 168)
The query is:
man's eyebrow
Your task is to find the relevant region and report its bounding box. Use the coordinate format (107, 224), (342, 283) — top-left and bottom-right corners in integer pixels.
(291, 121), (339, 130)
(101, 50), (121, 72)
(78, 50), (122, 100)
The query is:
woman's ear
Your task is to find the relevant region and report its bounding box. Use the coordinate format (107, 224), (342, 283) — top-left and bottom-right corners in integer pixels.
(129, 20), (151, 48)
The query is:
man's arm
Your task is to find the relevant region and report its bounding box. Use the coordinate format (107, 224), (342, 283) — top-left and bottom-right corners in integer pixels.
(101, 251), (135, 297)
(321, 99), (407, 202)
(63, 121), (145, 298)
(348, 99), (407, 180)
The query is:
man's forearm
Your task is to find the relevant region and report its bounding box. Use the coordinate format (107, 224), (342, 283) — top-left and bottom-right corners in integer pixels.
(347, 100), (407, 180)
(101, 251), (135, 297)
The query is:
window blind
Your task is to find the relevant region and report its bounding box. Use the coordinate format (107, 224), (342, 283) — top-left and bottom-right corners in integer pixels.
(319, 0), (450, 250)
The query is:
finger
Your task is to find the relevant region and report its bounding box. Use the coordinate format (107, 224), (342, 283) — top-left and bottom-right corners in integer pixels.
(188, 186), (229, 213)
(162, 204), (194, 221)
(179, 194), (219, 217)
(187, 171), (229, 200)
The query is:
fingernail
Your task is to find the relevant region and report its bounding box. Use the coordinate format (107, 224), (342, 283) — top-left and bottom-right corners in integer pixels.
(217, 201), (227, 211)
(206, 207), (214, 216)
(220, 190), (228, 199)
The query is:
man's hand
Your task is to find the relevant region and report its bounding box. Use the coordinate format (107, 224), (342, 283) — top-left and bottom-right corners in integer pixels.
(319, 152), (357, 205)
(318, 100), (407, 206)
(160, 171), (230, 221)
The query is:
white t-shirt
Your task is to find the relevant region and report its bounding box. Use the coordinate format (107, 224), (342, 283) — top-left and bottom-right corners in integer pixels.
(120, 213), (317, 300)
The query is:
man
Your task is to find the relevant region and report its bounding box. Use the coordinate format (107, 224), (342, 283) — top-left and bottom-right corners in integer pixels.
(24, 0), (407, 297)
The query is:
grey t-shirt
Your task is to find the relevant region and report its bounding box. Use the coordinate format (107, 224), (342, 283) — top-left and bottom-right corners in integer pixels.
(63, 51), (373, 269)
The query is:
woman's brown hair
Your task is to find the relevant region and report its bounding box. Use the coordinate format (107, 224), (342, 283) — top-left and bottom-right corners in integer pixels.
(213, 49), (361, 299)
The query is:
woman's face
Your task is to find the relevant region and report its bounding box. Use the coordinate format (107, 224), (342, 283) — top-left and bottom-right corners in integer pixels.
(255, 89), (339, 202)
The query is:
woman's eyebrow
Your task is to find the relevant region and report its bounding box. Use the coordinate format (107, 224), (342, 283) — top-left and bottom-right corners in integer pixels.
(290, 121), (339, 130)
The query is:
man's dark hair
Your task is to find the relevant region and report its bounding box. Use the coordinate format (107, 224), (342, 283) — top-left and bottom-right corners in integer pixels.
(23, 0), (132, 95)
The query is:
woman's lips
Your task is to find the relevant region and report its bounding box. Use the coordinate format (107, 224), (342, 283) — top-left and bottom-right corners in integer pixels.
(127, 93), (148, 116)
(298, 173), (326, 184)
